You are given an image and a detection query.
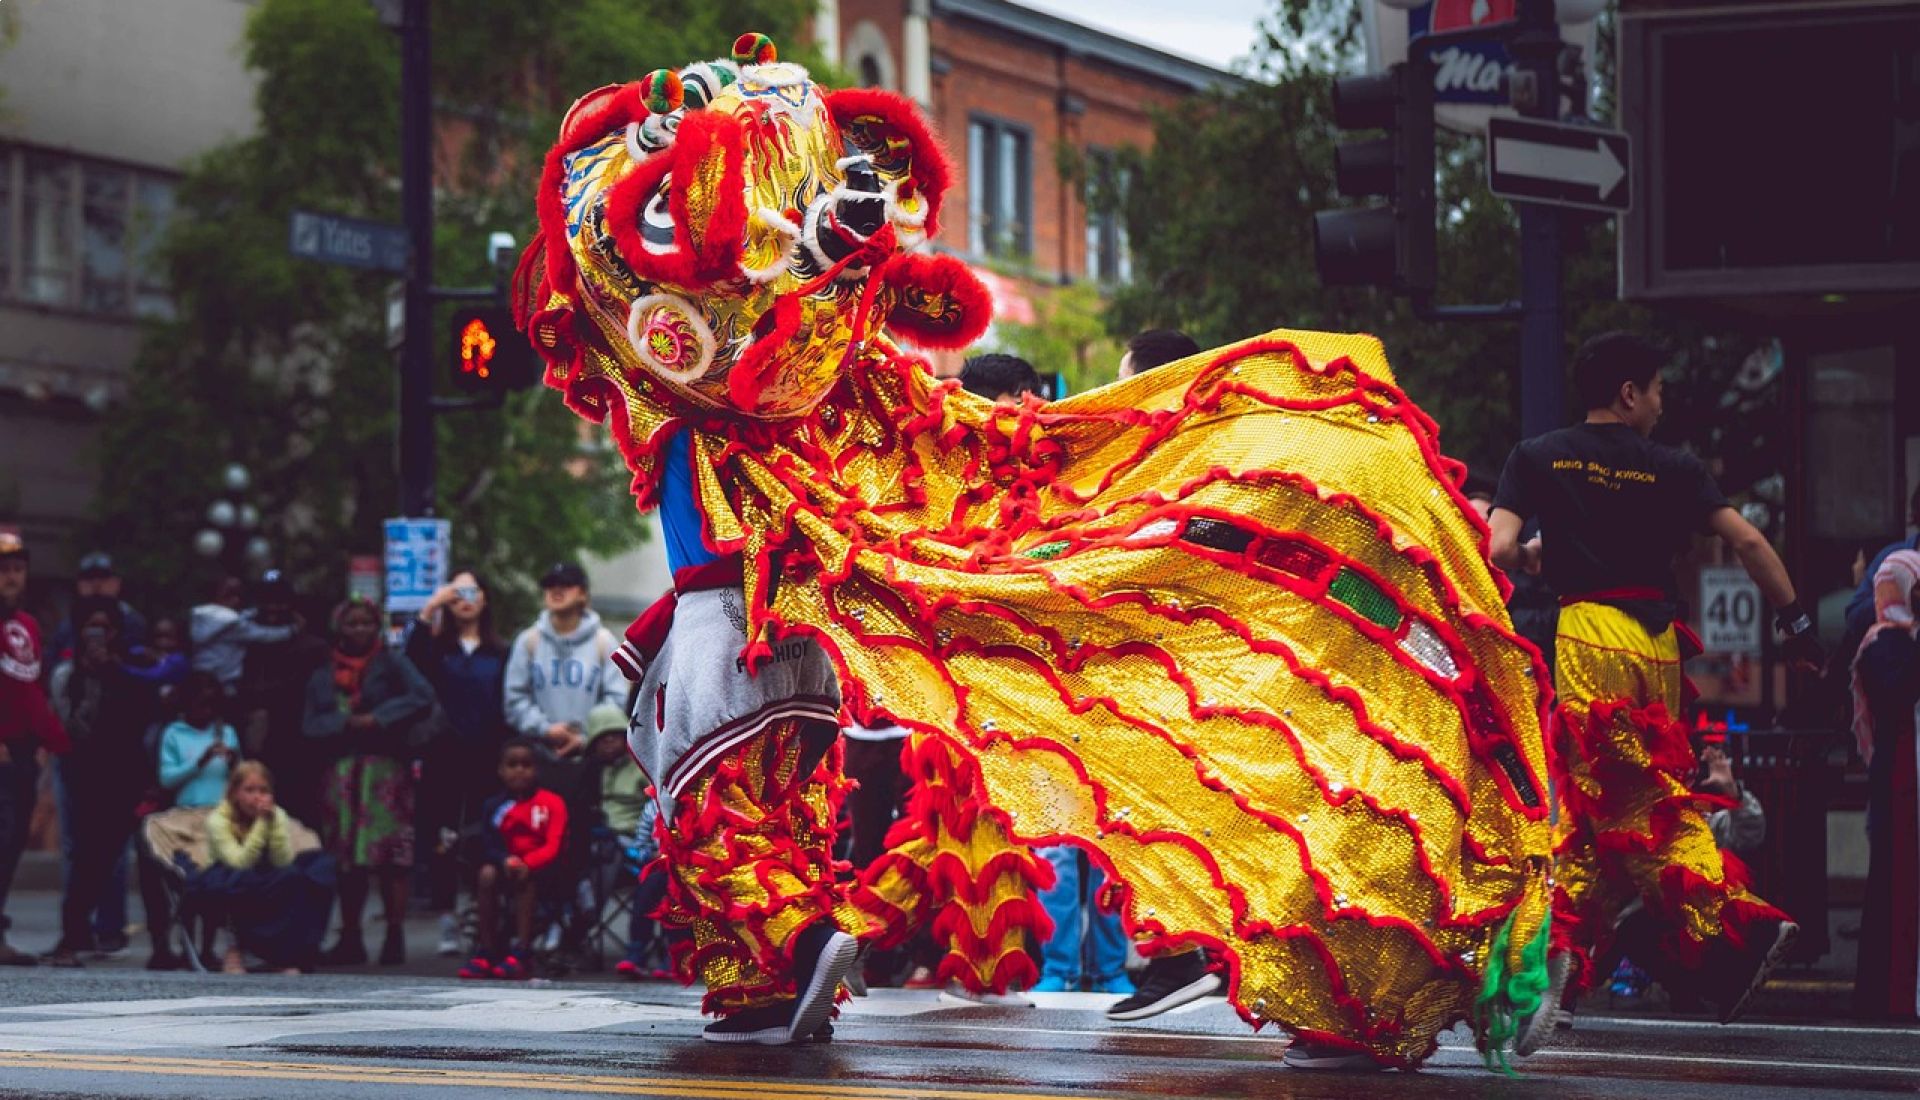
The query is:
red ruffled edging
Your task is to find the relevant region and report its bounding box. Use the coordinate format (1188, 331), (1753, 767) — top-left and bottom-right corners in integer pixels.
(844, 735), (1055, 994)
(1551, 698), (1790, 974)
(655, 724), (849, 1015)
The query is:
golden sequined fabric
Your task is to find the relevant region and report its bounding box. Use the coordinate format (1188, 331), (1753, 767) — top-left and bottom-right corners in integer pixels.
(582, 329), (1557, 1062)
(660, 720), (845, 1013)
(1551, 603), (1787, 977)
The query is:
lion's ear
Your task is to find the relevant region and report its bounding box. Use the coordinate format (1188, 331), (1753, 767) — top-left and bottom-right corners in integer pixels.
(603, 109), (748, 290)
(826, 88), (953, 243)
(877, 252), (991, 350)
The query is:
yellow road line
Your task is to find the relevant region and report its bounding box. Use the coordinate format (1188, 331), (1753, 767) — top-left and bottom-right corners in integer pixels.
(0, 1051), (1088, 1100)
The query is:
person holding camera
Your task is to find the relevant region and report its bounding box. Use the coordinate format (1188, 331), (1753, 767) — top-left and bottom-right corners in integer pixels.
(405, 569), (510, 955)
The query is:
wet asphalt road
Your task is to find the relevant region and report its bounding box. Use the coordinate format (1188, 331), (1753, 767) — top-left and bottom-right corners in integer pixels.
(0, 968), (1913, 1100)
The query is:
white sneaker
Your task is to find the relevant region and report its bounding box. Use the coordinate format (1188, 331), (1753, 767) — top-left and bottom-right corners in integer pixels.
(436, 914), (461, 958)
(1513, 950), (1574, 1057)
(938, 981), (1035, 1008)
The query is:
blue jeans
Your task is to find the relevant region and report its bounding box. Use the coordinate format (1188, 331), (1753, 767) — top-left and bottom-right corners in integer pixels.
(1037, 845), (1127, 986)
(57, 760), (128, 940)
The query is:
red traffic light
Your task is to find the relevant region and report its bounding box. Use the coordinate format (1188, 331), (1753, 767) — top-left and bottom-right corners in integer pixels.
(459, 316), (498, 380)
(448, 306), (536, 392)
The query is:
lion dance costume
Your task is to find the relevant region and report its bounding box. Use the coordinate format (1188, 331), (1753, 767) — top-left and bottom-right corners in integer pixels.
(1543, 602), (1794, 1027)
(516, 34), (1557, 1065)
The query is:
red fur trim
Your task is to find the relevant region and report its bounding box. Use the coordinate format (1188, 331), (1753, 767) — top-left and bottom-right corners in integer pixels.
(603, 110), (749, 289)
(875, 252), (992, 350)
(672, 110), (749, 282)
(826, 88), (955, 238)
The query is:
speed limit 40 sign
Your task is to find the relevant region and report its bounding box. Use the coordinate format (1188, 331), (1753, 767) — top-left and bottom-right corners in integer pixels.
(1699, 565), (1763, 655)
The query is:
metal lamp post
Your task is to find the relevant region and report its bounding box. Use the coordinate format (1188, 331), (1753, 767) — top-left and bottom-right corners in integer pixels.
(192, 463), (274, 575)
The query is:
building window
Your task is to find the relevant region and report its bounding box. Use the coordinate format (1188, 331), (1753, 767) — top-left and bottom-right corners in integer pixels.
(1, 145), (176, 318)
(858, 54), (885, 88)
(1083, 150), (1132, 285)
(131, 177), (177, 319)
(22, 151), (76, 308)
(83, 165), (130, 314)
(968, 117), (1031, 261)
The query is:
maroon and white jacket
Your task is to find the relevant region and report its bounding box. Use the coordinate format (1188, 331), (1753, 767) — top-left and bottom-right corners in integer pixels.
(1, 606), (69, 754)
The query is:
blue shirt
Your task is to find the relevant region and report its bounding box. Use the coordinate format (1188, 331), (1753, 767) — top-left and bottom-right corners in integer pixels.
(157, 720), (241, 809)
(661, 430), (719, 574)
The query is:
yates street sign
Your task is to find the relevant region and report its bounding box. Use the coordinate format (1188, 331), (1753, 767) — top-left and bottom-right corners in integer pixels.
(1488, 117), (1631, 213)
(289, 209), (409, 273)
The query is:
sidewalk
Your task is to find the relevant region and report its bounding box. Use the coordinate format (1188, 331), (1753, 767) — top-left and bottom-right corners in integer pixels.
(1, 853), (629, 982)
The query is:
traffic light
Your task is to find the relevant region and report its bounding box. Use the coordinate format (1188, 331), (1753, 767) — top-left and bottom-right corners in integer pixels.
(448, 306), (537, 392)
(1313, 61), (1435, 295)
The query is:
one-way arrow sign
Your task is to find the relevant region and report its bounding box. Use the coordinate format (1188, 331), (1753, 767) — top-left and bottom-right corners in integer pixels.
(1488, 117), (1632, 214)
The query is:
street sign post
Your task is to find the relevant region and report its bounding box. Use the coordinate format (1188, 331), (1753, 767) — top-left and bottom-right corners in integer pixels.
(288, 209), (409, 273)
(1699, 565), (1764, 656)
(385, 282), (406, 351)
(382, 517), (450, 614)
(1488, 116), (1632, 213)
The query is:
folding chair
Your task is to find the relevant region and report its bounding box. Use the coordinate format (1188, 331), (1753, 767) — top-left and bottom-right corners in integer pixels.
(140, 806), (323, 972)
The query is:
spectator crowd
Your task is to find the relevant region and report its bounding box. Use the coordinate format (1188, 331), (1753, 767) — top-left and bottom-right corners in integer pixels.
(0, 534), (657, 980)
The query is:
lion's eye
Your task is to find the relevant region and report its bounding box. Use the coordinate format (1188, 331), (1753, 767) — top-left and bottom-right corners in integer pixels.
(641, 186), (676, 253)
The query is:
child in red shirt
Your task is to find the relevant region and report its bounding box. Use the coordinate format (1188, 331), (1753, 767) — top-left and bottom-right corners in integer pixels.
(459, 739), (568, 980)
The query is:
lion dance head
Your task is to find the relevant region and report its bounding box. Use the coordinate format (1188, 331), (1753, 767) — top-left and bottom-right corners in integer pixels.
(514, 32), (991, 424)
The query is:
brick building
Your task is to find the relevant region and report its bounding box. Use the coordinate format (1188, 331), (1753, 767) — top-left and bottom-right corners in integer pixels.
(819, 1), (1235, 312)
(0, 0), (257, 576)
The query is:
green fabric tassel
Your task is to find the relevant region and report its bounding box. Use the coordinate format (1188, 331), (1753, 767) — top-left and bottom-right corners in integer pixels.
(1472, 907), (1552, 1075)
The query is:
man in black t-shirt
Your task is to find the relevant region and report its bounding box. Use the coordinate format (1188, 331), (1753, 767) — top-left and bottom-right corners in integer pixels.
(1487, 332), (1821, 1053)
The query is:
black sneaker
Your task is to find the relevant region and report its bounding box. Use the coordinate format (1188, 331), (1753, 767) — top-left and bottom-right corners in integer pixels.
(1280, 1039), (1387, 1071)
(93, 931), (131, 957)
(379, 927), (406, 966)
(786, 921), (858, 1045)
(42, 944), (85, 969)
(702, 1000), (797, 1045)
(1708, 918), (1798, 1024)
(1105, 951), (1221, 1021)
(319, 936), (368, 967)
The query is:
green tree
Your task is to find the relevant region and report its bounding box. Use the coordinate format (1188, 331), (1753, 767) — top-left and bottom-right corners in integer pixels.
(93, 0), (825, 619)
(987, 282), (1124, 397)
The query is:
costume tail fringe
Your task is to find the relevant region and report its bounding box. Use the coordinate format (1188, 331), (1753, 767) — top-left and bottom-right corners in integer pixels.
(1473, 878), (1553, 1076)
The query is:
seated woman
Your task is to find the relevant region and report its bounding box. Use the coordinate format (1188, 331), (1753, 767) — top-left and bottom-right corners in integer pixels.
(198, 761), (336, 974)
